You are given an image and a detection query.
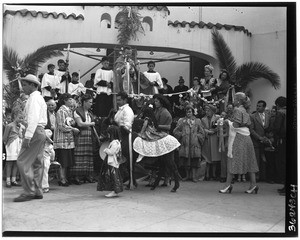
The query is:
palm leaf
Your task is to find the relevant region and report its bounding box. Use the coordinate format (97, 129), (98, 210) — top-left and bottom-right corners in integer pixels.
(235, 62), (281, 90)
(211, 28), (237, 81)
(3, 46), (22, 81)
(117, 6), (144, 46)
(22, 45), (63, 75)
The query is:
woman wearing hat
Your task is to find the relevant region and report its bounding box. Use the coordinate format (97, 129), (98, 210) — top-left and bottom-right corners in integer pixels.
(219, 92), (259, 194)
(201, 104), (221, 181)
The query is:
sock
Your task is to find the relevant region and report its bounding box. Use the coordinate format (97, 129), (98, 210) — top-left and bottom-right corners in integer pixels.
(12, 177), (16, 182)
(6, 178), (11, 183)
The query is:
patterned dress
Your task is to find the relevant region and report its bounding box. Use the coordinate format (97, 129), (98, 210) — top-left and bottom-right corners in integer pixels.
(227, 106), (259, 174)
(69, 109), (94, 179)
(53, 104), (76, 168)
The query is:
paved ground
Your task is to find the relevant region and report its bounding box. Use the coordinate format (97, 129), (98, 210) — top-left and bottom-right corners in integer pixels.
(2, 178), (285, 236)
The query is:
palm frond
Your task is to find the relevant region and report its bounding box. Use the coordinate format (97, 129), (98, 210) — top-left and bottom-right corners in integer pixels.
(3, 46), (22, 81)
(22, 45), (64, 75)
(235, 62), (281, 90)
(211, 28), (237, 81)
(117, 6), (144, 46)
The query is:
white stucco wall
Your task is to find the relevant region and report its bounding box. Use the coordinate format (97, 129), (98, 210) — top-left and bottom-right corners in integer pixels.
(248, 29), (287, 112)
(3, 5), (286, 108)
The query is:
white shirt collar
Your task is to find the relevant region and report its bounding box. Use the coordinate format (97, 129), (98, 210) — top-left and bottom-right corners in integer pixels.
(118, 103), (128, 110)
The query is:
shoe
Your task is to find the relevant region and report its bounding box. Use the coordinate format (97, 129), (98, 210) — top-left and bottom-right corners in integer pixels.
(105, 192), (118, 198)
(85, 177), (96, 183)
(14, 194), (35, 202)
(277, 187), (285, 193)
(160, 183), (168, 187)
(242, 177), (246, 182)
(6, 182), (11, 188)
(72, 178), (82, 185)
(11, 181), (21, 186)
(43, 188), (49, 193)
(245, 186), (259, 194)
(219, 178), (226, 183)
(58, 181), (69, 187)
(219, 185), (233, 194)
(34, 194), (43, 199)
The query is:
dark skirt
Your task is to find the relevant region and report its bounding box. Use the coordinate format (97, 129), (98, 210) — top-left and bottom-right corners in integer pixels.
(97, 158), (123, 194)
(56, 148), (75, 168)
(93, 93), (113, 117)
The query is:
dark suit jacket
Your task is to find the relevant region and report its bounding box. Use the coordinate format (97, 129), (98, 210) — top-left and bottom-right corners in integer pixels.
(250, 111), (270, 147)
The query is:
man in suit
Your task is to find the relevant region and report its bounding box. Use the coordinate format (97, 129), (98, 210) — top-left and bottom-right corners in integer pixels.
(250, 100), (270, 182)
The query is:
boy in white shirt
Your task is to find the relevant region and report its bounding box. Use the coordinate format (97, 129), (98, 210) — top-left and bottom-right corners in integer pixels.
(143, 61), (163, 94)
(68, 72), (85, 98)
(41, 64), (60, 101)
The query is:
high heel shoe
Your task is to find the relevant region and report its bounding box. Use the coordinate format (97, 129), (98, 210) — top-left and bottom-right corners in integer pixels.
(219, 184), (233, 194)
(245, 186), (259, 194)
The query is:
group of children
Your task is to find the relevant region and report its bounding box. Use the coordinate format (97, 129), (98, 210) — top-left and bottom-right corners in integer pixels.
(3, 110), (59, 193)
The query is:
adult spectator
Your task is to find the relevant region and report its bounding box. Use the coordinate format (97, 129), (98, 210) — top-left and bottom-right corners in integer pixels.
(219, 92), (259, 194)
(173, 76), (189, 117)
(273, 97), (286, 195)
(250, 100), (270, 182)
(14, 74), (47, 202)
(201, 104), (221, 180)
(69, 94), (96, 184)
(53, 93), (80, 187)
(173, 105), (205, 182)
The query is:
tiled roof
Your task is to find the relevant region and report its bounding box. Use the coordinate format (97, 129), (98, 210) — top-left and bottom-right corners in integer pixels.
(137, 6), (170, 15)
(168, 20), (251, 36)
(4, 9), (84, 20)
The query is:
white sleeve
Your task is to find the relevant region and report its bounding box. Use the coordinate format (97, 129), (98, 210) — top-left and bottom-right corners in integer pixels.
(41, 74), (49, 89)
(123, 108), (134, 131)
(104, 141), (120, 156)
(94, 69), (101, 87)
(156, 72), (163, 89)
(25, 95), (42, 139)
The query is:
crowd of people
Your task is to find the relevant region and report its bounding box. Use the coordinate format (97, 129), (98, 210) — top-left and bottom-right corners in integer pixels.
(2, 55), (287, 202)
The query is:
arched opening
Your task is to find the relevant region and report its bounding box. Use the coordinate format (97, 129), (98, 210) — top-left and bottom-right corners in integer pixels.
(142, 16), (153, 32)
(114, 11), (126, 29)
(100, 13), (111, 28)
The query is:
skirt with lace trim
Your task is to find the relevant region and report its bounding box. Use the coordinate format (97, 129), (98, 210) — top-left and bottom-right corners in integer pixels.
(133, 135), (180, 157)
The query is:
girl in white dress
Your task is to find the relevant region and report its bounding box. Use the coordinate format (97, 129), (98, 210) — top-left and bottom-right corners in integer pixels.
(3, 111), (25, 188)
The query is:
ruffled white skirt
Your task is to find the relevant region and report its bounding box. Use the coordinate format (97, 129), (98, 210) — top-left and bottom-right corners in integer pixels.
(133, 135), (180, 162)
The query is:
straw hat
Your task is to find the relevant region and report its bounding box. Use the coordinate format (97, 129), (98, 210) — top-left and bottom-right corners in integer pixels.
(20, 74), (40, 86)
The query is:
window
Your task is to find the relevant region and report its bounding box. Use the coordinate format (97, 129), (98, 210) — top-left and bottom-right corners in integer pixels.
(142, 16), (153, 31)
(100, 13), (111, 28)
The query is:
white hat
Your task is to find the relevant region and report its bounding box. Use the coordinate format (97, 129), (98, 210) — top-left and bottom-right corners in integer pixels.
(20, 74), (40, 86)
(45, 129), (53, 143)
